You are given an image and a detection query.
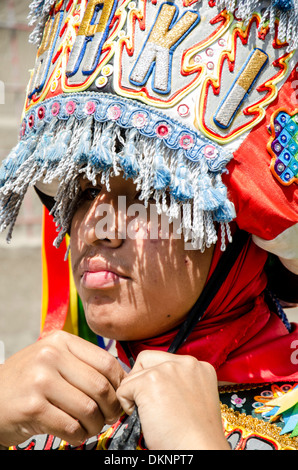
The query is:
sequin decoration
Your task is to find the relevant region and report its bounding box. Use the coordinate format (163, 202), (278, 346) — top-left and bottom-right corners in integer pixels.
(107, 105), (121, 120)
(21, 121), (26, 137)
(203, 144), (218, 159)
(95, 76), (108, 88)
(177, 104), (190, 117)
(132, 112), (147, 128)
(28, 114), (35, 129)
(85, 101), (96, 115)
(38, 106), (46, 120)
(268, 109), (298, 185)
(102, 65), (113, 77)
(179, 134), (194, 149)
(156, 122), (170, 138)
(65, 101), (76, 115)
(51, 102), (60, 116)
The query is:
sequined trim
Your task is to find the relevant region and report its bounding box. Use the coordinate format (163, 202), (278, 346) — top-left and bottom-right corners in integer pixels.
(219, 382), (298, 449)
(221, 403), (298, 450)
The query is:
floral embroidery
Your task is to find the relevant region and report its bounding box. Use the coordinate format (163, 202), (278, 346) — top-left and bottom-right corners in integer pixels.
(156, 123), (170, 138)
(85, 101), (96, 115)
(51, 102), (60, 116)
(38, 106), (46, 120)
(107, 105), (122, 120)
(179, 134), (194, 150)
(231, 394), (246, 408)
(132, 112), (147, 129)
(65, 101), (76, 115)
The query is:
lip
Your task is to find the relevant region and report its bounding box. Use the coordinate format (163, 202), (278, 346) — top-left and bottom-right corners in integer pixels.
(79, 259), (129, 289)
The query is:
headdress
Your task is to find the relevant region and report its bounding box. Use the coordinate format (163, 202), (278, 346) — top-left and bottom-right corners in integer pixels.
(1, 0), (297, 255)
(1, 2), (297, 449)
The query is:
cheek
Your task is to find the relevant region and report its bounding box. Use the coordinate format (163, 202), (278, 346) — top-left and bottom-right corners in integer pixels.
(129, 239), (210, 315)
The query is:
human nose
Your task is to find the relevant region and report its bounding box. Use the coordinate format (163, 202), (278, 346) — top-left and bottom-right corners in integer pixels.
(78, 196), (125, 249)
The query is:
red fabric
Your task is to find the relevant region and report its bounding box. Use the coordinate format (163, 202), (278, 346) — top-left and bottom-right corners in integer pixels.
(40, 208), (70, 337)
(117, 64), (298, 384)
(117, 230), (298, 383)
(222, 63), (298, 242)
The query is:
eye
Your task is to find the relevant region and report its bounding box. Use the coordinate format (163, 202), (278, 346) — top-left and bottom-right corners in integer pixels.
(81, 186), (101, 201)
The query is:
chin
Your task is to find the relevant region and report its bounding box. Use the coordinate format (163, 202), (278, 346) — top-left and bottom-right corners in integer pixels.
(83, 303), (136, 341)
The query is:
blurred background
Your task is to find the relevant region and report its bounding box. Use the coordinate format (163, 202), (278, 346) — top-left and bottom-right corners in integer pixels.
(0, 0), (42, 359)
(0, 0), (296, 363)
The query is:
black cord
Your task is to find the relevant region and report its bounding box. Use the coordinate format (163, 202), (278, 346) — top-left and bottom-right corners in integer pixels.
(167, 229), (249, 354)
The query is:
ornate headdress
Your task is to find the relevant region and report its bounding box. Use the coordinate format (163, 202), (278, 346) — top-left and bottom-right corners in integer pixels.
(1, 2), (297, 448)
(0, 0), (297, 254)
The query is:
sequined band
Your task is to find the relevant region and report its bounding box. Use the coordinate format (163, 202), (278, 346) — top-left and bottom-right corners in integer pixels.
(21, 92), (231, 172)
(221, 404), (298, 450)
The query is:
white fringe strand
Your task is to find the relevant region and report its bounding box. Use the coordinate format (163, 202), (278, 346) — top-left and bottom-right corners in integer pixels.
(217, 0), (298, 51)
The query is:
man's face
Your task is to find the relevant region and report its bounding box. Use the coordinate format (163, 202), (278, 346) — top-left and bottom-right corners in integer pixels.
(70, 175), (214, 341)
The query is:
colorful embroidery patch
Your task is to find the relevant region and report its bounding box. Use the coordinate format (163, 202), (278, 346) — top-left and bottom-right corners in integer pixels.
(268, 109), (298, 185)
(220, 383), (298, 450)
(24, 0), (297, 148)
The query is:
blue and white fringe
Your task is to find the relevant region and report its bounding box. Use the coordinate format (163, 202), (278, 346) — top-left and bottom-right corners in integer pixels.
(0, 94), (235, 251)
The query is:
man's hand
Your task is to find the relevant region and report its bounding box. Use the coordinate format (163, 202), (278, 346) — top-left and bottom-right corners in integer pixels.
(0, 331), (126, 447)
(117, 350), (230, 450)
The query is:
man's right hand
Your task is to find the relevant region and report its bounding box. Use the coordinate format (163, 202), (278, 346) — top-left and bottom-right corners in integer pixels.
(0, 331), (126, 447)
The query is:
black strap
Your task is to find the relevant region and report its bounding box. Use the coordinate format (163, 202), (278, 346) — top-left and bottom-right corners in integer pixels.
(120, 229), (249, 361)
(167, 229), (249, 354)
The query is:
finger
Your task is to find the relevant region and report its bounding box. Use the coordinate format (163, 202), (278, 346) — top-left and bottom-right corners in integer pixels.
(116, 379), (138, 416)
(32, 402), (89, 447)
(43, 369), (106, 438)
(131, 350), (182, 373)
(119, 351), (181, 391)
(57, 351), (123, 424)
(47, 331), (127, 389)
(116, 354), (171, 416)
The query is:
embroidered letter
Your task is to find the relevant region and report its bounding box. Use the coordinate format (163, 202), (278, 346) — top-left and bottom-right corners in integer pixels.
(28, 12), (63, 98)
(129, 3), (199, 94)
(66, 0), (117, 77)
(214, 48), (268, 129)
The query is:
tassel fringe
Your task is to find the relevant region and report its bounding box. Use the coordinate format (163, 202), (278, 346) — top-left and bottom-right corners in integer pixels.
(217, 0), (298, 51)
(28, 0), (57, 45)
(28, 1), (298, 52)
(0, 111), (235, 251)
